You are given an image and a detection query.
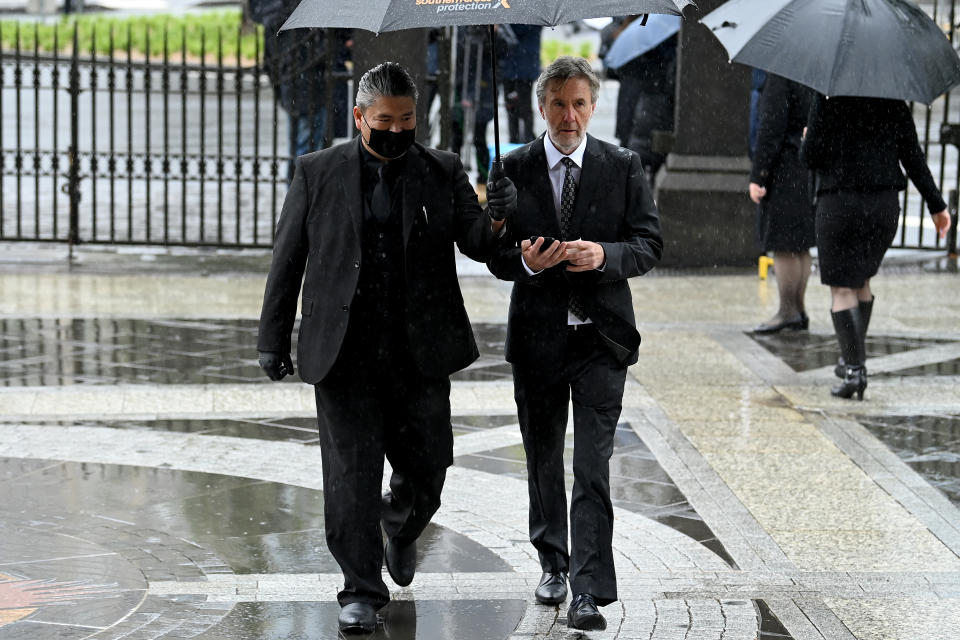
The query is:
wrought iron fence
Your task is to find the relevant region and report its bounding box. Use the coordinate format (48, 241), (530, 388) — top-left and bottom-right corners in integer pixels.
(1, 12), (958, 253)
(1, 20), (299, 249)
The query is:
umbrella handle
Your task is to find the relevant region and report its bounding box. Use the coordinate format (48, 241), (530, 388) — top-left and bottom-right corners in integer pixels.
(488, 24), (501, 164)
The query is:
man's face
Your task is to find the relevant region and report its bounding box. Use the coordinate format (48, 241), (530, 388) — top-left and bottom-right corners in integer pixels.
(354, 95), (417, 159)
(539, 77), (596, 155)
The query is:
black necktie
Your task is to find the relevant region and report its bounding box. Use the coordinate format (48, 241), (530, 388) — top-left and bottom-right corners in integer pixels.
(559, 157), (577, 239)
(559, 157), (587, 321)
(371, 164), (391, 222)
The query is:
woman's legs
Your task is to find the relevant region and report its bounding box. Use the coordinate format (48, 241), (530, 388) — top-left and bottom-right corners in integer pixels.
(830, 283), (869, 400)
(754, 250), (811, 332)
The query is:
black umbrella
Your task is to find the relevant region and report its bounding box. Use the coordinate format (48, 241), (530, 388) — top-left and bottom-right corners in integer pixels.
(701, 0), (960, 105)
(281, 0), (697, 172)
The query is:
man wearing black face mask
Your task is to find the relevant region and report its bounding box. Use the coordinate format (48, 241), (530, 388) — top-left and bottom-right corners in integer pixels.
(257, 61), (511, 636)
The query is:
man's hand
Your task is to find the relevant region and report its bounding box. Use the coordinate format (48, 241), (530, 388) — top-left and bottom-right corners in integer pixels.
(564, 240), (605, 272)
(932, 209), (952, 239)
(487, 177), (517, 221)
(521, 237), (568, 272)
(749, 182), (767, 204)
(258, 351), (294, 381)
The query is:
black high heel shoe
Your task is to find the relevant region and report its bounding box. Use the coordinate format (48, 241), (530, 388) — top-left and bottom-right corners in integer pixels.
(831, 365), (867, 400)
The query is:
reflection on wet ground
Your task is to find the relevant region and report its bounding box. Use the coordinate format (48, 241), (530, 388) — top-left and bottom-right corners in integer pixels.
(748, 331), (959, 375)
(198, 600), (527, 640)
(0, 457), (510, 577)
(859, 414), (960, 506)
(0, 319), (512, 386)
(455, 421), (736, 567)
(0, 413), (732, 570)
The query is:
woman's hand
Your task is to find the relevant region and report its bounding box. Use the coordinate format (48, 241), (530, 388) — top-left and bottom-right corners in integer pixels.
(932, 209), (952, 239)
(749, 182), (767, 204)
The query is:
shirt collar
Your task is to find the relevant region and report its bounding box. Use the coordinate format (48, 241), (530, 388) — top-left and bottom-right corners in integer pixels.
(544, 134), (587, 170)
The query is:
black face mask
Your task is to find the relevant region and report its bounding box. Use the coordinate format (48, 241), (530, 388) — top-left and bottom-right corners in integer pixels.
(363, 117), (416, 159)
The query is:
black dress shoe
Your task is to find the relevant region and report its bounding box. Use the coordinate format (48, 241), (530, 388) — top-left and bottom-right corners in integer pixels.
(385, 538), (417, 587)
(567, 593), (606, 631)
(752, 313), (806, 334)
(338, 602), (377, 635)
(534, 571), (567, 605)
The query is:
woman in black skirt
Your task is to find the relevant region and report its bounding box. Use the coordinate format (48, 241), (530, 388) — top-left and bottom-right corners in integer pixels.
(749, 74), (816, 333)
(802, 94), (952, 400)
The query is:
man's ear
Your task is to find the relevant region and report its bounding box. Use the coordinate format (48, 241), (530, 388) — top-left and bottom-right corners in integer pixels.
(353, 105), (364, 131)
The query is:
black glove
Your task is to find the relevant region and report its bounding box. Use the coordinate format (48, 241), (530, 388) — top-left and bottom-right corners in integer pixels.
(258, 351), (294, 381)
(486, 161), (517, 221)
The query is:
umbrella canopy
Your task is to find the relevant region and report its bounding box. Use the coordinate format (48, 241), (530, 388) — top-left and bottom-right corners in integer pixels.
(281, 0), (696, 166)
(282, 0), (695, 33)
(701, 0), (960, 105)
(604, 14), (681, 70)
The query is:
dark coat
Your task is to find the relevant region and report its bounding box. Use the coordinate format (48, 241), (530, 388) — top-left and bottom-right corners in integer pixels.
(251, 0), (326, 116)
(802, 95), (947, 213)
(487, 135), (663, 370)
(499, 25), (543, 82)
(258, 138), (498, 384)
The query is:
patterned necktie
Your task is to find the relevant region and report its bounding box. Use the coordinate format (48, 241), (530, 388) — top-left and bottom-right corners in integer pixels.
(559, 157), (587, 321)
(559, 157), (577, 239)
(371, 164), (391, 223)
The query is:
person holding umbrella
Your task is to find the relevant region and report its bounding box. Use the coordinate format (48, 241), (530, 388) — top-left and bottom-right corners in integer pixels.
(702, 0), (960, 400)
(802, 95), (952, 400)
(486, 56), (662, 631)
(257, 61), (513, 634)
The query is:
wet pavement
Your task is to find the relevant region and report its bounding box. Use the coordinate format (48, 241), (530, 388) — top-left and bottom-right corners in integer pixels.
(1, 245), (960, 639)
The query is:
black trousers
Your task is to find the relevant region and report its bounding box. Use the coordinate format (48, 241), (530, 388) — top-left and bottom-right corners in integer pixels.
(512, 325), (627, 607)
(313, 335), (452, 609)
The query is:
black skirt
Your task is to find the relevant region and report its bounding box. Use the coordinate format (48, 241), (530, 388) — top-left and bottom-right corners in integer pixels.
(756, 149), (816, 252)
(816, 190), (900, 288)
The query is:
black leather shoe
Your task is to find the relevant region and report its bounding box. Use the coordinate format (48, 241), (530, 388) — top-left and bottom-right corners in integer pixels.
(567, 593), (606, 631)
(338, 602), (377, 635)
(752, 313), (806, 334)
(534, 571), (567, 605)
(385, 538), (417, 587)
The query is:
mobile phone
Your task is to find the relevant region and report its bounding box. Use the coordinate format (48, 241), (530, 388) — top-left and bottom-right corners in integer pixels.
(529, 236), (557, 252)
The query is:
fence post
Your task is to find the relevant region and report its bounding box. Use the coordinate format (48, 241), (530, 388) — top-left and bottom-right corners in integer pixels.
(949, 189), (958, 258)
(67, 22), (81, 262)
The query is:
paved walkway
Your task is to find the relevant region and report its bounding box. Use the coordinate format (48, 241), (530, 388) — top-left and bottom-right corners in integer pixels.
(1, 244), (960, 639)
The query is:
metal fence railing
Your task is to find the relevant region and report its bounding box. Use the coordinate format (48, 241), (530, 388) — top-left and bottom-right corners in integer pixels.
(1, 13), (958, 254)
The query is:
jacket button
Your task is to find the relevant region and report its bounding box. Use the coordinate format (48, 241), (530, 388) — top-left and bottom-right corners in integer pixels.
(341, 304), (349, 311)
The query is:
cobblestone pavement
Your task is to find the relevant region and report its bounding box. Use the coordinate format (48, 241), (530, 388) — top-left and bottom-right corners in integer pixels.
(1, 245), (959, 639)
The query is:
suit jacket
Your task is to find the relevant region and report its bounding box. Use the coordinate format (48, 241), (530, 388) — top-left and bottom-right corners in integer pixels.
(258, 137), (497, 384)
(487, 134), (663, 370)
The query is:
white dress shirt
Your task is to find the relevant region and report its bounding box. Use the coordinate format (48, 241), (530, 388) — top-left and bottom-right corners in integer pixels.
(522, 135), (592, 325)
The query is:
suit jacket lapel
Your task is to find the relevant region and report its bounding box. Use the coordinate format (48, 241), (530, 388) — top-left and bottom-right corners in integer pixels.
(339, 137), (364, 238)
(569, 135), (605, 238)
(528, 137), (563, 237)
(401, 145), (424, 249)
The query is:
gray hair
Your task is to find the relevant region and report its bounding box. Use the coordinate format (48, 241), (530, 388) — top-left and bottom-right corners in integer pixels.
(356, 61), (419, 112)
(535, 56), (600, 106)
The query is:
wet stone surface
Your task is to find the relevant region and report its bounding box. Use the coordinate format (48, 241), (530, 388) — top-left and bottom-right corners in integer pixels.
(748, 330), (960, 375)
(455, 421), (735, 567)
(0, 318), (512, 386)
(197, 600), (528, 640)
(858, 414), (960, 506)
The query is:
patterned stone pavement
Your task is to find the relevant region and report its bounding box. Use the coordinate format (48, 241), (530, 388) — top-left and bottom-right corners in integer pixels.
(1, 245), (960, 639)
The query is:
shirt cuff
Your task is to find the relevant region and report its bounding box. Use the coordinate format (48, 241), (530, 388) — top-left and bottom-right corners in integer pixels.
(521, 255), (541, 276)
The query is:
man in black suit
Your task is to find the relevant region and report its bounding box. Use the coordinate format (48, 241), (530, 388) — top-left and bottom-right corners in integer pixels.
(257, 62), (511, 635)
(487, 56), (662, 631)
